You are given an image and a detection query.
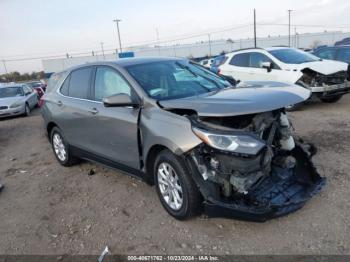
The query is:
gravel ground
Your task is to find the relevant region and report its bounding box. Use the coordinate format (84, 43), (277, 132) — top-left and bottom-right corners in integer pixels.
(0, 95), (350, 255)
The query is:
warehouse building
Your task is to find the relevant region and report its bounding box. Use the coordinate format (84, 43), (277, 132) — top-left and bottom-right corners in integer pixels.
(42, 31), (350, 73)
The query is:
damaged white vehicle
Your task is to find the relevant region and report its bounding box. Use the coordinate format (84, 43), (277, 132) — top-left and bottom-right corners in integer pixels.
(219, 47), (350, 107)
(42, 58), (325, 222)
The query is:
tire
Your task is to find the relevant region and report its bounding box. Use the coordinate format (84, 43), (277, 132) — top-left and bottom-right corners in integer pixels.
(24, 104), (31, 116)
(320, 95), (342, 103)
(154, 149), (202, 220)
(50, 127), (78, 166)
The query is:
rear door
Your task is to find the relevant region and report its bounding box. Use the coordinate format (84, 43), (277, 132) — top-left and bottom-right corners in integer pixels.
(56, 66), (97, 152)
(220, 53), (251, 81)
(87, 66), (141, 169)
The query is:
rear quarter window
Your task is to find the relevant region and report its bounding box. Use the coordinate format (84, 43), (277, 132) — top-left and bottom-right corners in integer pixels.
(46, 72), (67, 93)
(67, 67), (92, 99)
(229, 53), (249, 67)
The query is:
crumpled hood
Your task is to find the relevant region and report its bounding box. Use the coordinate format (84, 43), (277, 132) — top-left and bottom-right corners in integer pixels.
(287, 60), (348, 75)
(0, 97), (24, 107)
(159, 83), (310, 117)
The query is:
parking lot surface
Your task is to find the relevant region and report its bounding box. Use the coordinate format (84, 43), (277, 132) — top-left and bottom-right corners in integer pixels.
(0, 96), (350, 255)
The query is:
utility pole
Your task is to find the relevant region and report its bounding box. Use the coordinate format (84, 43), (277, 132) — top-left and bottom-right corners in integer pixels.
(156, 28), (161, 56)
(253, 9), (257, 48)
(100, 42), (105, 60)
(288, 10), (292, 47)
(208, 34), (212, 57)
(113, 19), (123, 53)
(2, 59), (8, 74)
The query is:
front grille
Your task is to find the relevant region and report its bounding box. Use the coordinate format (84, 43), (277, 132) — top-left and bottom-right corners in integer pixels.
(0, 106), (8, 110)
(319, 71), (347, 85)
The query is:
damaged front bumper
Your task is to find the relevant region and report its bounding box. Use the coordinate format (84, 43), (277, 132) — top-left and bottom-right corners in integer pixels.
(196, 143), (325, 222)
(310, 83), (350, 98)
(185, 112), (326, 222)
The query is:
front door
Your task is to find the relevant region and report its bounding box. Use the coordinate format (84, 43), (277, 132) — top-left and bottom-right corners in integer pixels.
(87, 66), (141, 169)
(246, 52), (282, 81)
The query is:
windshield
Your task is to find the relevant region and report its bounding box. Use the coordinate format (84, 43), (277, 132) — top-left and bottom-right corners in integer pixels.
(126, 60), (230, 100)
(0, 87), (23, 98)
(269, 48), (321, 64)
(27, 82), (42, 88)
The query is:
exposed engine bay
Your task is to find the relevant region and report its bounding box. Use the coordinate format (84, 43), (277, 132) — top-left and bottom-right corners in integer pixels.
(185, 110), (326, 221)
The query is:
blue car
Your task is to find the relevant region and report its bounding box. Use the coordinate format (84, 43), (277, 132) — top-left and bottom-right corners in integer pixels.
(210, 55), (228, 74)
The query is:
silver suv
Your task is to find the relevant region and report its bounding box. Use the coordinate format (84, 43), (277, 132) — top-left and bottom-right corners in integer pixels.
(41, 57), (325, 221)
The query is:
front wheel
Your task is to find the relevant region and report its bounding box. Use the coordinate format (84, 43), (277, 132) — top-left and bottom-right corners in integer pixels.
(320, 95), (343, 103)
(154, 150), (202, 220)
(24, 104), (31, 116)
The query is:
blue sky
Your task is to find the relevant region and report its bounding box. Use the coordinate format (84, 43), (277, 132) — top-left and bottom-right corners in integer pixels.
(1, 0), (350, 73)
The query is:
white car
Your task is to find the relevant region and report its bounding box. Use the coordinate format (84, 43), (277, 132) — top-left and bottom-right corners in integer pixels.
(219, 47), (350, 105)
(199, 58), (214, 68)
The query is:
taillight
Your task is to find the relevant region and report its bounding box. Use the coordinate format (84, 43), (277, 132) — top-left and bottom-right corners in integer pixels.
(217, 68), (221, 75)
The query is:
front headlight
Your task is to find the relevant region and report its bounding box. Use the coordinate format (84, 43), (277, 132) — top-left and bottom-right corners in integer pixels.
(9, 102), (23, 108)
(192, 127), (265, 155)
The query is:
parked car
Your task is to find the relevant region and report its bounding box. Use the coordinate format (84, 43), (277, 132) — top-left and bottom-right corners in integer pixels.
(41, 58), (325, 221)
(26, 81), (47, 92)
(199, 58), (214, 68)
(210, 55), (228, 74)
(313, 45), (350, 65)
(26, 81), (45, 98)
(335, 37), (350, 46)
(0, 84), (38, 118)
(219, 47), (350, 107)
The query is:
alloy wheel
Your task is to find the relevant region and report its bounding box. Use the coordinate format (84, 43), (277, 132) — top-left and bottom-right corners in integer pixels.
(52, 133), (67, 162)
(157, 162), (183, 210)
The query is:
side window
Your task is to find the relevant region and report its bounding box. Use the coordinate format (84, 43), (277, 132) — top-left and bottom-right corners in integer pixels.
(94, 67), (131, 101)
(23, 85), (32, 94)
(60, 75), (70, 96)
(315, 49), (337, 60)
(249, 52), (274, 68)
(337, 48), (350, 63)
(47, 72), (66, 93)
(68, 67), (92, 99)
(229, 53), (249, 67)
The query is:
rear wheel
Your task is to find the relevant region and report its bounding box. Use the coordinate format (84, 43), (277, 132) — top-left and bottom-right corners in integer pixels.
(154, 149), (202, 220)
(50, 127), (78, 166)
(320, 95), (342, 103)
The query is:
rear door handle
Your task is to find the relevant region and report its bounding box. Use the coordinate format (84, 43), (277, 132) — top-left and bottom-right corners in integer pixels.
(57, 101), (63, 107)
(88, 107), (99, 115)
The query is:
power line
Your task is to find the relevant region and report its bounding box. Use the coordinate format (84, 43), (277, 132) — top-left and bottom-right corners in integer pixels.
(3, 22), (350, 64)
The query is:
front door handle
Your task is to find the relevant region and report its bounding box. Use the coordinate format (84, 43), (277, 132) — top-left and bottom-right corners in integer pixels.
(57, 101), (63, 107)
(88, 107), (99, 115)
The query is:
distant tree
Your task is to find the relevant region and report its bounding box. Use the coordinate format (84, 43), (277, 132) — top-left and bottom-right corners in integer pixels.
(0, 70), (46, 83)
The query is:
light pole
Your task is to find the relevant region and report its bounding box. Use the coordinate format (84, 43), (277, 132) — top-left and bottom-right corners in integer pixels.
(100, 42), (105, 60)
(288, 10), (292, 47)
(208, 34), (212, 57)
(2, 59), (8, 74)
(253, 9), (257, 48)
(113, 18), (123, 53)
(156, 28), (161, 56)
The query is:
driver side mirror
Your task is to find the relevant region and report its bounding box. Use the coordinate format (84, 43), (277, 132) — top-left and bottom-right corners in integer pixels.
(103, 93), (139, 108)
(261, 62), (272, 72)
